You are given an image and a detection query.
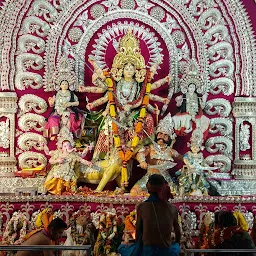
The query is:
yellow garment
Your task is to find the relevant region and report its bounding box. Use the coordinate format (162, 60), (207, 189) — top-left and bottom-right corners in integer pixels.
(35, 209), (53, 228)
(44, 150), (83, 195)
(233, 211), (249, 231)
(44, 177), (76, 195)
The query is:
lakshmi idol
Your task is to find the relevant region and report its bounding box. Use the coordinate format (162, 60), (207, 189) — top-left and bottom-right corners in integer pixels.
(44, 56), (85, 140)
(80, 30), (172, 190)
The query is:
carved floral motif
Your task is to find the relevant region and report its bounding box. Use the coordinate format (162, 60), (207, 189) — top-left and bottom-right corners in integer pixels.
(18, 151), (47, 169)
(239, 123), (250, 151)
(0, 0), (255, 190)
(18, 113), (45, 132)
(18, 94), (47, 114)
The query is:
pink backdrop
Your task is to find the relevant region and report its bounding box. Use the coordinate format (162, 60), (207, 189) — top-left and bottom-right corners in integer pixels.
(0, 0), (255, 190)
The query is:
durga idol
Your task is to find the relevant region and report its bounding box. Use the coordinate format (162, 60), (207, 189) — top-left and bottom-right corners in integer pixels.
(80, 30), (172, 190)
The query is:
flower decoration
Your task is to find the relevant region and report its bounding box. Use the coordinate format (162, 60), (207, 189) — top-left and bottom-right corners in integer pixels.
(2, 211), (31, 245)
(107, 74), (151, 186)
(69, 210), (95, 245)
(124, 210), (136, 240)
(91, 210), (124, 255)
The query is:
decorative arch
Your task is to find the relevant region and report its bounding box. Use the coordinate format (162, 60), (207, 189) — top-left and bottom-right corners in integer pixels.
(0, 0), (255, 194)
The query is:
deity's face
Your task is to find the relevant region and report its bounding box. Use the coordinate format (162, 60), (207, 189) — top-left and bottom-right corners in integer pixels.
(60, 80), (69, 90)
(156, 132), (170, 146)
(191, 144), (200, 154)
(62, 141), (72, 152)
(188, 83), (196, 93)
(123, 63), (136, 80)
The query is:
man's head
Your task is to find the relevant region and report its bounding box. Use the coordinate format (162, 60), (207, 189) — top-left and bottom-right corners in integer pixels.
(147, 174), (166, 188)
(155, 113), (176, 146)
(218, 211), (237, 228)
(47, 217), (67, 241)
(214, 211), (223, 228)
(146, 174), (172, 201)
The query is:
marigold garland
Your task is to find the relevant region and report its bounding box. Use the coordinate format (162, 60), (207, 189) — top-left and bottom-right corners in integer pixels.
(124, 211), (136, 240)
(92, 211), (119, 255)
(233, 211), (249, 231)
(209, 225), (244, 248)
(106, 75), (151, 186)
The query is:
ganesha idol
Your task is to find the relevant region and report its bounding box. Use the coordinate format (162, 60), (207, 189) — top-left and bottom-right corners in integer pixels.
(44, 127), (93, 195)
(79, 30), (173, 191)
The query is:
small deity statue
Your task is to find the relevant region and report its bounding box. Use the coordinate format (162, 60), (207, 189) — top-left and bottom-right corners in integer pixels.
(44, 55), (85, 140)
(69, 211), (95, 246)
(91, 210), (121, 256)
(80, 30), (172, 188)
(62, 210), (95, 256)
(44, 128), (92, 195)
(177, 128), (217, 196)
(130, 113), (183, 196)
(239, 123), (251, 152)
(173, 60), (209, 137)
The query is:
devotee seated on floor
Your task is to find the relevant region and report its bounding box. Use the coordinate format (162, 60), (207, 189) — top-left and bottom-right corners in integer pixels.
(209, 211), (255, 256)
(16, 217), (67, 256)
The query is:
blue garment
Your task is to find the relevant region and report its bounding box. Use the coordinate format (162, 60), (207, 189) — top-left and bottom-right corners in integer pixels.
(118, 243), (137, 256)
(118, 235), (143, 256)
(118, 243), (180, 256)
(142, 243), (181, 256)
(145, 192), (160, 202)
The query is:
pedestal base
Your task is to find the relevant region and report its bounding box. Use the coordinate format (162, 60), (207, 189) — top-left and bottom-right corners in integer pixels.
(210, 179), (256, 196)
(0, 177), (45, 194)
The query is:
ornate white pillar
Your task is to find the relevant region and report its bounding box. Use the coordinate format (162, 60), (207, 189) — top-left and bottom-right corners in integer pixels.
(232, 97), (256, 179)
(0, 92), (17, 176)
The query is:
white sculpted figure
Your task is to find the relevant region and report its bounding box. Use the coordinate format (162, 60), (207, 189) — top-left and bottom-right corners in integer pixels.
(239, 123), (250, 152)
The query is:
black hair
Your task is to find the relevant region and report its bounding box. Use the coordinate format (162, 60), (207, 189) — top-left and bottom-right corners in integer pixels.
(46, 86), (80, 121)
(148, 174), (167, 187)
(156, 132), (172, 146)
(69, 91), (80, 120)
(61, 80), (69, 85)
(219, 211), (237, 228)
(48, 217), (67, 230)
(178, 91), (201, 114)
(214, 211), (223, 226)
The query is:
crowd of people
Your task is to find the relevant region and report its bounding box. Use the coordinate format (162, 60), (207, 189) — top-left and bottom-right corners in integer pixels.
(13, 174), (256, 256)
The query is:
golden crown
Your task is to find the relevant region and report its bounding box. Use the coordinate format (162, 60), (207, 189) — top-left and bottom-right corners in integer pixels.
(111, 31), (146, 81)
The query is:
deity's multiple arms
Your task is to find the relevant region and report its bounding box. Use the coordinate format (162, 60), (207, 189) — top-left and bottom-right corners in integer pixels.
(151, 74), (172, 90)
(79, 157), (93, 168)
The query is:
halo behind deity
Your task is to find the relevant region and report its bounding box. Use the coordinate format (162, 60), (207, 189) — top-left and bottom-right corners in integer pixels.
(180, 59), (205, 94)
(53, 55), (79, 91)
